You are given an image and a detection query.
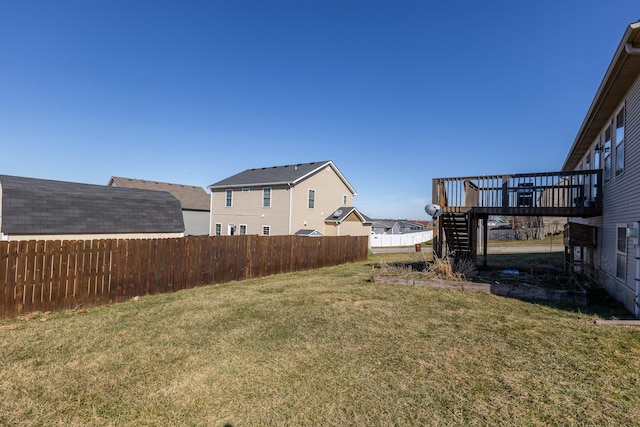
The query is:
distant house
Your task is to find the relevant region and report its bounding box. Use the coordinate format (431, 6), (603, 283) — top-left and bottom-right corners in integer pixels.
(208, 160), (371, 238)
(0, 175), (184, 241)
(108, 177), (210, 235)
(370, 219), (425, 235)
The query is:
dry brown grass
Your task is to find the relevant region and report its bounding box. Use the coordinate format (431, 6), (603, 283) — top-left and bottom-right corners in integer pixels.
(373, 253), (477, 282)
(0, 254), (637, 426)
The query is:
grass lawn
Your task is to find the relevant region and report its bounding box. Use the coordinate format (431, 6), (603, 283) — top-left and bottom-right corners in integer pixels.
(1, 253), (638, 426)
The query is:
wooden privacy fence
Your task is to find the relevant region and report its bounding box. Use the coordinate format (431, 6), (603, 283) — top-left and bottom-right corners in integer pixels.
(0, 235), (368, 319)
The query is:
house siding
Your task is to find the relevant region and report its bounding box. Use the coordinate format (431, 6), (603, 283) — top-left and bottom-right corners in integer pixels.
(210, 185), (290, 235)
(290, 166), (353, 234)
(337, 212), (371, 237)
(183, 210), (210, 236)
(573, 74), (640, 313)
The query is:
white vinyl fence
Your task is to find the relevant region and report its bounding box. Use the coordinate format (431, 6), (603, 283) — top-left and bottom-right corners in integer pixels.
(370, 230), (433, 248)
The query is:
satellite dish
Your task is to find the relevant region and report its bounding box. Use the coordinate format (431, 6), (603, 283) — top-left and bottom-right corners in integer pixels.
(424, 204), (443, 219)
(333, 209), (343, 218)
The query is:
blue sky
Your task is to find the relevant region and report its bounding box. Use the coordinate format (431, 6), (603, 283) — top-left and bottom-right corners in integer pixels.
(1, 1), (638, 220)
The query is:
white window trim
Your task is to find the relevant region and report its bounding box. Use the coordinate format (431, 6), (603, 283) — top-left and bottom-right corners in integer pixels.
(262, 225), (271, 236)
(616, 224), (627, 281)
(615, 105), (625, 177)
(308, 189), (316, 209)
(603, 124), (612, 182)
(225, 189), (233, 207)
(239, 224), (247, 235)
(214, 223), (222, 236)
(263, 187), (272, 208)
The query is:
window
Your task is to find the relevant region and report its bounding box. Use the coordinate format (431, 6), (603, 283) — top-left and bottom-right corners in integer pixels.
(263, 187), (271, 208)
(262, 225), (270, 236)
(603, 126), (612, 182)
(308, 189), (316, 209)
(616, 226), (627, 280)
(215, 223), (222, 236)
(343, 195), (347, 205)
(239, 224), (247, 235)
(615, 107), (625, 176)
(225, 189), (233, 207)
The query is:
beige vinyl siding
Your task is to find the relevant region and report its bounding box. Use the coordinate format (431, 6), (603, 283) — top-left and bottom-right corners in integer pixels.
(336, 212), (371, 237)
(290, 166), (354, 234)
(210, 186), (290, 235)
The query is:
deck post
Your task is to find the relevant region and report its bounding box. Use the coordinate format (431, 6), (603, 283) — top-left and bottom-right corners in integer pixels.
(482, 215), (488, 266)
(469, 214), (478, 263)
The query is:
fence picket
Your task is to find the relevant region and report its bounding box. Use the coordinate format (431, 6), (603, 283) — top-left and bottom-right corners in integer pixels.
(0, 242), (9, 318)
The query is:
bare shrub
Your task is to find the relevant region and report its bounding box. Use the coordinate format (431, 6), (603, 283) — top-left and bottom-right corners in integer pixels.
(373, 255), (477, 282)
(424, 256), (477, 281)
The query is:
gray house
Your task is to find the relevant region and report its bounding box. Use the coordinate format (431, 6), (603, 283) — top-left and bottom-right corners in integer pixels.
(562, 21), (640, 316)
(0, 174), (184, 241)
(370, 219), (425, 235)
(108, 177), (210, 235)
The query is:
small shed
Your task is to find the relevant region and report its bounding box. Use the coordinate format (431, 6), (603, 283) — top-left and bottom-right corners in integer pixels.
(0, 174), (184, 241)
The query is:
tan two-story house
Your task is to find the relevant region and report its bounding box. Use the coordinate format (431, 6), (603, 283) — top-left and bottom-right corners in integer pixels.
(208, 160), (371, 238)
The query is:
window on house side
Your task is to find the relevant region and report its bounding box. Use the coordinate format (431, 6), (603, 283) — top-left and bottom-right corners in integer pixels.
(308, 189), (316, 209)
(262, 226), (270, 236)
(225, 189), (233, 207)
(616, 226), (626, 280)
(603, 126), (612, 182)
(239, 224), (247, 235)
(263, 187), (271, 208)
(343, 195), (347, 205)
(215, 223), (222, 236)
(615, 107), (625, 176)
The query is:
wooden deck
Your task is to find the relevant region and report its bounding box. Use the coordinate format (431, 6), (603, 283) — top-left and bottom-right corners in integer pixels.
(431, 170), (603, 260)
(433, 170), (603, 218)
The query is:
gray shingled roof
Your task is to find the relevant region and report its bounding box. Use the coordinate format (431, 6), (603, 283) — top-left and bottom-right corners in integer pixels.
(208, 160), (356, 194)
(108, 176), (210, 211)
(0, 175), (184, 235)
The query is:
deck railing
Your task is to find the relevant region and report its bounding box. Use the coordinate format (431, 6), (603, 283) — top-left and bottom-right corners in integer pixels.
(432, 170), (602, 216)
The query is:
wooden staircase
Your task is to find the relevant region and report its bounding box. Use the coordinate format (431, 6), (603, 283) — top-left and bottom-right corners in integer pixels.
(440, 212), (471, 256)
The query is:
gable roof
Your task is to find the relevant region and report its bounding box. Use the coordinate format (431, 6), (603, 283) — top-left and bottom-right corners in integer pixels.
(108, 176), (210, 211)
(294, 229), (323, 237)
(324, 207), (372, 225)
(208, 160), (357, 194)
(563, 20), (640, 171)
(0, 175), (184, 235)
